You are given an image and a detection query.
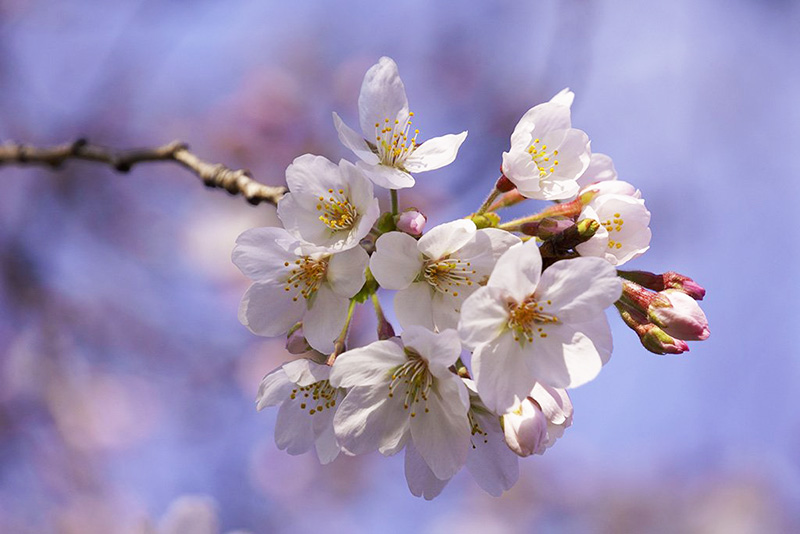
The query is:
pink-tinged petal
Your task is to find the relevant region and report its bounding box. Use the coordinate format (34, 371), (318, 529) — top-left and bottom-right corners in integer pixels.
(586, 194), (651, 266)
(466, 409), (519, 496)
(400, 327), (462, 379)
(549, 88), (575, 108)
(333, 385), (406, 456)
(394, 282), (435, 331)
(314, 422), (341, 465)
(282, 358), (330, 387)
(458, 286), (510, 351)
(410, 374), (471, 480)
(417, 219), (476, 261)
(303, 285), (349, 353)
(329, 340), (405, 388)
(536, 257), (621, 323)
(651, 290), (710, 341)
(403, 131), (468, 173)
(232, 227), (297, 282)
(275, 400), (315, 455)
(238, 282), (304, 337)
(327, 246), (369, 298)
(487, 240), (542, 302)
(284, 154), (341, 208)
(358, 57), (409, 135)
(472, 333), (536, 413)
(356, 161), (415, 189)
(332, 112), (380, 165)
(405, 443), (450, 500)
(502, 148), (541, 191)
(577, 152), (617, 189)
(526, 314), (612, 388)
(255, 367), (293, 410)
(530, 383), (573, 425)
(370, 232), (424, 290)
(509, 101), (571, 149)
(455, 228), (520, 285)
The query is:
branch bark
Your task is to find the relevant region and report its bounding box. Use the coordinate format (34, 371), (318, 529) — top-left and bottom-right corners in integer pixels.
(0, 139), (286, 206)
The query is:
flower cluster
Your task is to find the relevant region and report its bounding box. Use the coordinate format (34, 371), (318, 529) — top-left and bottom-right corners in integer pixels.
(232, 57), (710, 499)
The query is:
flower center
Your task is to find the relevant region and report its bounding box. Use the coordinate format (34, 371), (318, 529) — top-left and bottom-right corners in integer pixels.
(289, 380), (339, 416)
(374, 111), (419, 168)
(388, 351), (433, 417)
(422, 257), (477, 297)
(527, 138), (560, 178)
(316, 188), (358, 231)
(282, 256), (328, 302)
(602, 211), (624, 250)
(507, 296), (559, 344)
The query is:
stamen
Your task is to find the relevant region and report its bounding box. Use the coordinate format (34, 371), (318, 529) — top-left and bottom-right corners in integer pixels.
(507, 296), (559, 345)
(423, 257), (477, 296)
(283, 255), (329, 302)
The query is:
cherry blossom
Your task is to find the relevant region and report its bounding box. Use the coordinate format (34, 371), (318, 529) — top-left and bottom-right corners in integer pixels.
(575, 193), (652, 266)
(369, 220), (520, 331)
(333, 57), (467, 190)
(503, 383), (573, 457)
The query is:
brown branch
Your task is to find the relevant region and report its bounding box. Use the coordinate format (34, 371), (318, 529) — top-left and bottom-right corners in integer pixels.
(0, 139), (286, 206)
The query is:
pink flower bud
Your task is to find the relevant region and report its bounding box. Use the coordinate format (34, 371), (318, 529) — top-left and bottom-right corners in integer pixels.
(663, 272), (706, 300)
(503, 398), (548, 457)
(640, 324), (691, 355)
(648, 289), (710, 341)
(396, 209), (426, 236)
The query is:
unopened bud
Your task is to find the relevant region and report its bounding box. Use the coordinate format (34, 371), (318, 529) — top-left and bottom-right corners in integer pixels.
(495, 174), (517, 193)
(286, 324), (311, 354)
(396, 209), (426, 236)
(470, 212), (500, 229)
(519, 216), (574, 239)
(640, 323), (690, 355)
(648, 289), (710, 341)
(489, 189), (526, 211)
(618, 270), (706, 300)
(502, 398), (548, 457)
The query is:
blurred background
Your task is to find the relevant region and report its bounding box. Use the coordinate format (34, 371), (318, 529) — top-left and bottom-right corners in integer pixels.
(0, 0), (798, 532)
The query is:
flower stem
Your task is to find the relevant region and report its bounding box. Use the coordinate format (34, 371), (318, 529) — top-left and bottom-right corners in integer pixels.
(371, 293), (395, 340)
(327, 299), (357, 366)
(497, 197), (584, 231)
(475, 187), (501, 216)
(391, 189), (399, 216)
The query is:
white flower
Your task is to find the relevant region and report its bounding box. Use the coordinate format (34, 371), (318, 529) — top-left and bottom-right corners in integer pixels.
(404, 378), (520, 499)
(501, 89), (591, 200)
(503, 383), (573, 457)
(575, 152), (618, 191)
(277, 154), (380, 252)
(329, 327), (471, 481)
(575, 193), (652, 266)
(256, 359), (345, 464)
(458, 239), (621, 413)
(370, 220), (520, 331)
(333, 56), (468, 190)
(232, 227), (368, 353)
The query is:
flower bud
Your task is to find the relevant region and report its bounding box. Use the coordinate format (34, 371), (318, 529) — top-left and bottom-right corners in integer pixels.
(396, 209), (426, 236)
(648, 289), (710, 341)
(519, 216), (574, 239)
(286, 324), (311, 354)
(618, 270), (706, 300)
(640, 323), (690, 355)
(503, 398), (548, 457)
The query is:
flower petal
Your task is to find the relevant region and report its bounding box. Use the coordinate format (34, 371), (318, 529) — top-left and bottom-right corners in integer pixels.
(405, 443), (450, 500)
(530, 383), (573, 425)
(329, 340), (405, 388)
(394, 282), (435, 331)
(275, 399), (315, 455)
(577, 152), (617, 189)
(417, 219), (476, 261)
(536, 257), (621, 323)
(327, 246), (369, 298)
(400, 326), (462, 379)
(370, 231), (424, 290)
(302, 285), (349, 353)
(465, 408), (519, 496)
(509, 101), (571, 149)
(332, 112), (380, 165)
(284, 154), (341, 208)
(458, 286), (509, 351)
(314, 420), (341, 465)
(238, 282), (304, 337)
(403, 131), (468, 173)
(231, 227), (298, 283)
(255, 366), (293, 410)
(282, 358), (330, 387)
(472, 333), (536, 413)
(333, 384), (407, 456)
(356, 161), (416, 189)
(487, 240), (542, 302)
(358, 57), (409, 136)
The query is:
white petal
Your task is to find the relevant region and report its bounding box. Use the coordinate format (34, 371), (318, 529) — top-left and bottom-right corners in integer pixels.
(502, 148), (541, 191)
(466, 409), (519, 496)
(238, 282), (304, 337)
(231, 227), (298, 282)
(530, 383), (573, 425)
(458, 286), (509, 351)
(327, 246), (369, 298)
(509, 101), (571, 150)
(487, 240), (542, 302)
(255, 366), (293, 410)
(549, 88), (575, 108)
(417, 219), (476, 261)
(358, 57), (410, 136)
(477, 228), (523, 263)
(284, 154), (341, 206)
(302, 285), (349, 353)
(356, 161), (416, 189)
(405, 443), (450, 500)
(430, 290), (468, 332)
(332, 112), (380, 165)
(333, 385), (408, 455)
(340, 159), (378, 214)
(277, 193), (335, 246)
(370, 232), (424, 290)
(536, 257), (621, 323)
(394, 282), (435, 331)
(403, 131), (468, 173)
(526, 314), (612, 388)
(410, 374), (471, 480)
(282, 358), (330, 387)
(314, 421), (341, 465)
(472, 333), (536, 413)
(275, 399), (315, 455)
(400, 326), (462, 379)
(329, 340), (406, 388)
(577, 152), (617, 189)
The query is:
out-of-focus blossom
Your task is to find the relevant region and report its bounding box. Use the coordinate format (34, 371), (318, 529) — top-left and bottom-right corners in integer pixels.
(333, 57), (467, 190)
(277, 154), (380, 252)
(370, 220), (519, 331)
(501, 89), (591, 200)
(256, 359), (344, 464)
